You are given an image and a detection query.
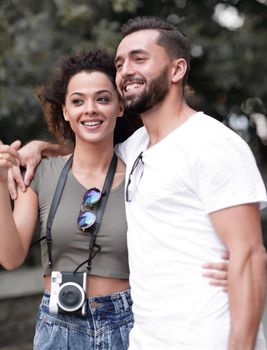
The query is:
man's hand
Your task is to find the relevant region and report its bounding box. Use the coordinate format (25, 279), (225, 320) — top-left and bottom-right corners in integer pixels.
(202, 251), (229, 291)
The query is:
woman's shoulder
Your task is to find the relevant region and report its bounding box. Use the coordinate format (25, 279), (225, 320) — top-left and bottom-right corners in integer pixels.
(39, 155), (70, 169)
(35, 155), (71, 180)
(30, 155), (72, 193)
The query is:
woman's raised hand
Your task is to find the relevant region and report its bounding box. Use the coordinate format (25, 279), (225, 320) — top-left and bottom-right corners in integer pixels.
(0, 140), (21, 182)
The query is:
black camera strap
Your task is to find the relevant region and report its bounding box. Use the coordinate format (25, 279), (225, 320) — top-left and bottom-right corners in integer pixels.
(45, 153), (118, 272)
(84, 153), (117, 273)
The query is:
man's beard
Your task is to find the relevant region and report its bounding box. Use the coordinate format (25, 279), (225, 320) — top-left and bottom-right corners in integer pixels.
(123, 67), (169, 114)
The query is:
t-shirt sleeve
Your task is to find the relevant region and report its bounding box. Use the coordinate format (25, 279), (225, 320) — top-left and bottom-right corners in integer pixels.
(115, 135), (136, 164)
(29, 161), (44, 194)
(115, 126), (147, 165)
(193, 136), (267, 213)
(115, 143), (126, 163)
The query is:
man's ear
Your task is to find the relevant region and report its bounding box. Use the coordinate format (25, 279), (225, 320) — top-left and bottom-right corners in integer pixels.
(62, 106), (69, 121)
(171, 58), (188, 84)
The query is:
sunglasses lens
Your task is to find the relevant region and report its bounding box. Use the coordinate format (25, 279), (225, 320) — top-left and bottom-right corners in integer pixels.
(83, 188), (101, 206)
(78, 211), (96, 231)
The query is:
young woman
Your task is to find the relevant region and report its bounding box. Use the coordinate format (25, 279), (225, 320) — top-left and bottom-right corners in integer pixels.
(0, 49), (228, 350)
(0, 49), (134, 350)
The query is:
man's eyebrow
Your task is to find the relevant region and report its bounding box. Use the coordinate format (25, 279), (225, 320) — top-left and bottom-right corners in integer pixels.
(114, 49), (148, 64)
(114, 55), (123, 65)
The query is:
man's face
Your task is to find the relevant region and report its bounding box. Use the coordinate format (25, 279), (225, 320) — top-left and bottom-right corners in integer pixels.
(115, 30), (172, 114)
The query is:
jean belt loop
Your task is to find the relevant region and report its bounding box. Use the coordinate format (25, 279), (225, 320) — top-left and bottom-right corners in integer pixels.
(121, 292), (129, 311)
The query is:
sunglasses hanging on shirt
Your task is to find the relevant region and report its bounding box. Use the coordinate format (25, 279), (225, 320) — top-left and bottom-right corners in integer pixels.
(44, 153), (118, 273)
(78, 187), (102, 231)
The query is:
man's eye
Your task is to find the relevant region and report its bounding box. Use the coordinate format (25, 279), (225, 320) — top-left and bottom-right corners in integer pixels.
(136, 57), (145, 62)
(116, 63), (123, 70)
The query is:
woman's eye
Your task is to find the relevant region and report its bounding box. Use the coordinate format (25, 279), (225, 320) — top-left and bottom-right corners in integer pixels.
(72, 98), (83, 105)
(97, 97), (110, 103)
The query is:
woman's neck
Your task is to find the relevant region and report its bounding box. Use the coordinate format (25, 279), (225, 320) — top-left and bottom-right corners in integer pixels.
(72, 140), (114, 175)
(70, 138), (125, 191)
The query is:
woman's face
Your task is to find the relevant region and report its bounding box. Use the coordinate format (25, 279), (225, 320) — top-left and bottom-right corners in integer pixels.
(63, 71), (123, 145)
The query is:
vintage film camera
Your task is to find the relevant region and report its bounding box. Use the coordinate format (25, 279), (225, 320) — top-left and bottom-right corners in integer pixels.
(49, 271), (87, 316)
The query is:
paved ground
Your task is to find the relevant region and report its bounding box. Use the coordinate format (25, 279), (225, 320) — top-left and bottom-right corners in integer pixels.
(0, 266), (43, 299)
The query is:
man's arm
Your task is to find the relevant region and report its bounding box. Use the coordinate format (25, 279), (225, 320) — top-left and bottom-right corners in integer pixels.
(210, 203), (267, 350)
(35, 140), (73, 158)
(8, 140), (73, 199)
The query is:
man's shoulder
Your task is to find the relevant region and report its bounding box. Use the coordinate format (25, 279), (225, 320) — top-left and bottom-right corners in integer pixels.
(188, 112), (233, 135)
(186, 112), (248, 148)
(116, 127), (148, 162)
(124, 126), (148, 144)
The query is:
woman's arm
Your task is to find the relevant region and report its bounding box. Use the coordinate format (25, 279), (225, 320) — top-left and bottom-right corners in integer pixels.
(0, 141), (39, 269)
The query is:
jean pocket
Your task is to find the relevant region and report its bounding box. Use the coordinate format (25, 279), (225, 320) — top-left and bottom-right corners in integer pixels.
(119, 314), (134, 350)
(33, 311), (50, 349)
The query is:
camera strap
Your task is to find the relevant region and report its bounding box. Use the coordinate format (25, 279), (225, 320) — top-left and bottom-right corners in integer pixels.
(45, 153), (118, 272)
(85, 153), (117, 273)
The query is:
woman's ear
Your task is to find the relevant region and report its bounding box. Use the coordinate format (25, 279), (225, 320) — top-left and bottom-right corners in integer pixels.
(62, 106), (69, 121)
(171, 58), (188, 84)
(117, 102), (124, 118)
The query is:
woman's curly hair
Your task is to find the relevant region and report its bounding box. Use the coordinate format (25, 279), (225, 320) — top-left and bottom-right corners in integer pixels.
(37, 49), (117, 144)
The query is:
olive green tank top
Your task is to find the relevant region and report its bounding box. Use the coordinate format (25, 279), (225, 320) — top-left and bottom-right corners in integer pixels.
(30, 156), (129, 278)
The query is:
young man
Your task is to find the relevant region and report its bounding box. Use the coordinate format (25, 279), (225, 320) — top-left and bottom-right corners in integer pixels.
(114, 17), (267, 350)
(8, 16), (267, 350)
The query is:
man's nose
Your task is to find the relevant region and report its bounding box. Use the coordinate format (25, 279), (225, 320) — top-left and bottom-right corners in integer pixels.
(120, 60), (135, 77)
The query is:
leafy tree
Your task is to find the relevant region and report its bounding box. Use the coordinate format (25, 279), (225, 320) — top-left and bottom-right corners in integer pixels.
(0, 0), (267, 162)
(1, 0), (267, 267)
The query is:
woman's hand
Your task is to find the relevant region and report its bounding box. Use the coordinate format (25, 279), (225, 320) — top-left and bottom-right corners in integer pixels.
(7, 140), (45, 199)
(202, 251), (229, 291)
(8, 140), (73, 199)
(0, 140), (21, 182)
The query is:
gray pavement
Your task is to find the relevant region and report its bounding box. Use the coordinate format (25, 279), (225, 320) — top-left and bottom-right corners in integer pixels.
(0, 266), (43, 299)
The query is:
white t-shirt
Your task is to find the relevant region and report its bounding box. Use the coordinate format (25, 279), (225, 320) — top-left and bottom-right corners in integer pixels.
(117, 112), (267, 350)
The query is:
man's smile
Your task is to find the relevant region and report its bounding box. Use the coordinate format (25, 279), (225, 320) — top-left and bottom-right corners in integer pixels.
(125, 82), (143, 92)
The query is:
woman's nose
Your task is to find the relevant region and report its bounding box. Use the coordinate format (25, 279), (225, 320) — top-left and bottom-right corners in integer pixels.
(84, 100), (97, 115)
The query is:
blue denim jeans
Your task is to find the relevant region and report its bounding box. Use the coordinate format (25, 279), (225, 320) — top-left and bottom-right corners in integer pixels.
(33, 289), (134, 350)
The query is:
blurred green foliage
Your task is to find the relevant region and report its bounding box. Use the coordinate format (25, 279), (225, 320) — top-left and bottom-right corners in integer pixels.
(0, 0), (267, 156)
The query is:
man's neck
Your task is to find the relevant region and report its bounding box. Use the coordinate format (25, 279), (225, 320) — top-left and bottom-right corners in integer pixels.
(141, 94), (196, 148)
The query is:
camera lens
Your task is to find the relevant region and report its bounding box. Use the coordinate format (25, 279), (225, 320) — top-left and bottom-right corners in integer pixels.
(57, 282), (86, 312)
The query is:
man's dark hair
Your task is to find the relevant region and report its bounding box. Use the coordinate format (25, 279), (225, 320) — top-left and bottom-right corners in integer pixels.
(121, 16), (191, 86)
